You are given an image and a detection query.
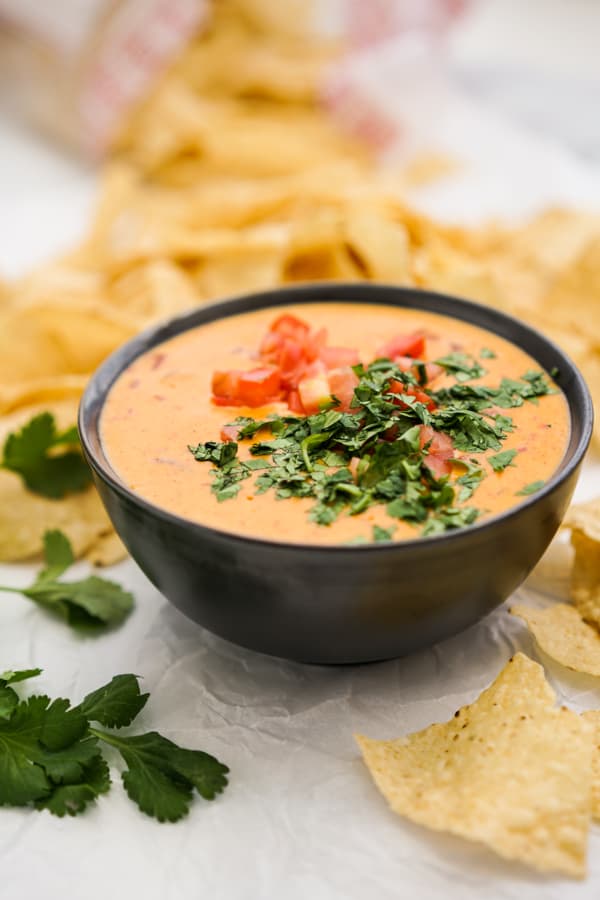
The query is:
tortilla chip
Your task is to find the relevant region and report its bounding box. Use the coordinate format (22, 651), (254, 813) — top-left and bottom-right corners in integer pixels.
(0, 375), (88, 416)
(0, 401), (115, 562)
(0, 300), (138, 384)
(356, 653), (593, 878)
(344, 210), (412, 282)
(570, 531), (600, 629)
(582, 711), (600, 821)
(563, 499), (600, 627)
(83, 530), (127, 567)
(510, 603), (600, 676)
(564, 498), (600, 542)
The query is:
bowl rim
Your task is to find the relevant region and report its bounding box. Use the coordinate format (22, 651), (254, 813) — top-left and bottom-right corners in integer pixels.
(79, 282), (594, 553)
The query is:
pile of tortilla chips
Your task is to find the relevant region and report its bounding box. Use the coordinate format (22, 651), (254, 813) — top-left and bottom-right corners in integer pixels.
(0, 0), (599, 564)
(357, 653), (600, 878)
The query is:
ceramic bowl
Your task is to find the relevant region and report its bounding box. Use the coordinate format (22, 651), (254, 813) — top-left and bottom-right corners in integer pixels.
(79, 283), (593, 663)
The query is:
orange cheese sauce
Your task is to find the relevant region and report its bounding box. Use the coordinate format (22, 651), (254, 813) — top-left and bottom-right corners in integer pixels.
(101, 303), (570, 544)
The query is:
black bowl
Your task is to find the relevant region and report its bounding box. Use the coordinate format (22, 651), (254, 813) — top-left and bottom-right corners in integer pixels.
(79, 283), (593, 664)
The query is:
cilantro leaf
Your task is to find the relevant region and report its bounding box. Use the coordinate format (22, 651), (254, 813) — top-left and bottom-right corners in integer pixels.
(516, 480), (545, 496)
(0, 669), (42, 686)
(488, 449), (518, 472)
(80, 675), (149, 728)
(91, 730), (229, 822)
(0, 687), (19, 721)
(38, 530), (74, 582)
(435, 353), (486, 382)
(372, 525), (396, 542)
(0, 531), (134, 630)
(1, 412), (92, 498)
(454, 459), (486, 502)
(0, 695), (51, 805)
(36, 737), (102, 784)
(36, 755), (110, 817)
(41, 698), (88, 751)
(0, 672), (229, 821)
(480, 348), (496, 359)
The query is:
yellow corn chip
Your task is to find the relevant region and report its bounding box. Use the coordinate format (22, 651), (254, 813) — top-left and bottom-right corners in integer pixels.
(565, 498), (600, 542)
(356, 653), (593, 878)
(582, 711), (600, 821)
(510, 603), (600, 676)
(564, 498), (600, 627)
(0, 401), (115, 561)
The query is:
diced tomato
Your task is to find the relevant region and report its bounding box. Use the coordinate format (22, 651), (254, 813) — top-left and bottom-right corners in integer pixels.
(319, 346), (360, 369)
(328, 366), (359, 412)
(425, 362), (444, 384)
(298, 374), (332, 414)
(236, 367), (281, 406)
(377, 332), (425, 360)
(212, 366), (281, 408)
(387, 379), (435, 410)
(220, 423), (241, 442)
(287, 389), (306, 415)
(304, 327), (328, 362)
(419, 425), (454, 478)
(269, 314), (310, 342)
(212, 370), (240, 403)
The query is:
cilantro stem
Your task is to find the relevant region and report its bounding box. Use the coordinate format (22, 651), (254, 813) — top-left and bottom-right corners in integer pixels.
(300, 432), (329, 472)
(88, 726), (126, 748)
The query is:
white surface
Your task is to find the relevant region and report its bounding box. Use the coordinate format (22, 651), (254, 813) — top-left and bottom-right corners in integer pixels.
(1, 64), (600, 900)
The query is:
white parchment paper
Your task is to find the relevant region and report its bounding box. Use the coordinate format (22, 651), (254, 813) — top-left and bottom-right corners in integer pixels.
(1, 88), (600, 899)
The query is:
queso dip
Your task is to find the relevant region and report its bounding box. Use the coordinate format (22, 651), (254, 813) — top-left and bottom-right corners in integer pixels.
(101, 302), (570, 544)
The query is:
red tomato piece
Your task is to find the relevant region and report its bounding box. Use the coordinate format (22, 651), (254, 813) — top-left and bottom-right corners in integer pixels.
(269, 314), (310, 342)
(419, 425), (454, 478)
(377, 333), (425, 360)
(387, 380), (435, 411)
(212, 366), (281, 407)
(212, 370), (240, 403)
(328, 367), (359, 412)
(287, 389), (306, 415)
(425, 362), (444, 384)
(237, 367), (281, 406)
(304, 327), (328, 362)
(220, 423), (241, 442)
(319, 346), (360, 369)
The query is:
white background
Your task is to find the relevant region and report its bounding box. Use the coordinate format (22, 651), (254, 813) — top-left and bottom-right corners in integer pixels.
(1, 2), (600, 898)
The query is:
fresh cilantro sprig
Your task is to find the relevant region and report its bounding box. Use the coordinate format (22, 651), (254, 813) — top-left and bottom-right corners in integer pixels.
(0, 669), (228, 821)
(1, 412), (92, 498)
(0, 530), (133, 629)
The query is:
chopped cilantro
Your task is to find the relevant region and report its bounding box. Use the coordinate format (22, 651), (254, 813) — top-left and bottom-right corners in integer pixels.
(372, 525), (396, 542)
(1, 412), (92, 498)
(488, 449), (518, 473)
(0, 530), (133, 629)
(454, 458), (486, 502)
(516, 480), (545, 496)
(0, 671), (228, 821)
(189, 358), (554, 538)
(480, 348), (497, 359)
(434, 352), (486, 382)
